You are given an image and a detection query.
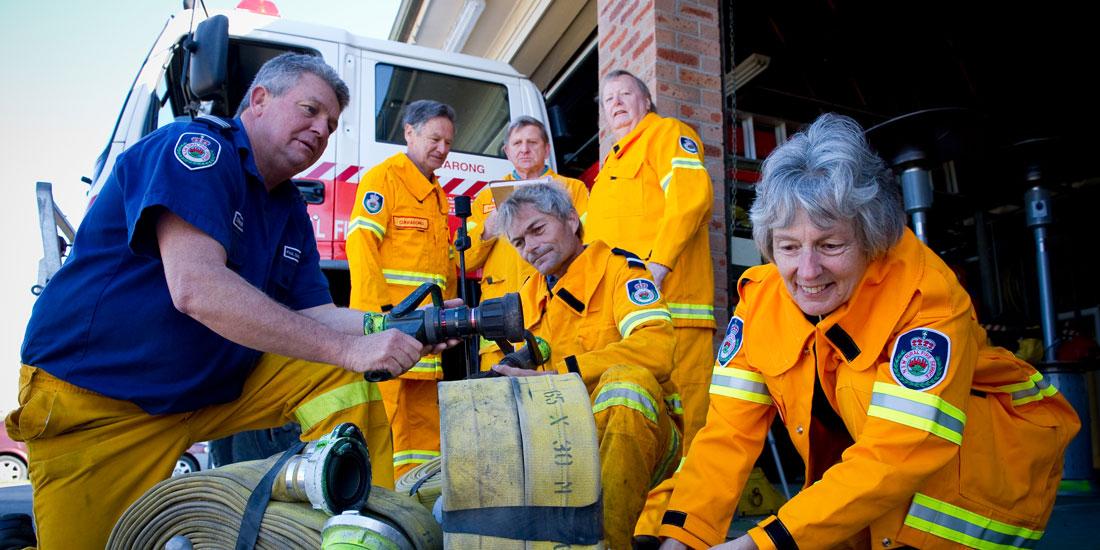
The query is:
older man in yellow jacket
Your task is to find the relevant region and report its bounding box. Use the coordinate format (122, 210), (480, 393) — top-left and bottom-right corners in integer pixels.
(588, 70), (715, 451)
(466, 116), (589, 361)
(347, 99), (456, 478)
(485, 183), (682, 549)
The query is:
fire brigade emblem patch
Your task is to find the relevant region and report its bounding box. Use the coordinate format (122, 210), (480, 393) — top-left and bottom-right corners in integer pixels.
(890, 327), (951, 391)
(717, 316), (744, 367)
(679, 136), (699, 155)
(626, 278), (660, 306)
(173, 133), (220, 171)
(363, 192), (384, 214)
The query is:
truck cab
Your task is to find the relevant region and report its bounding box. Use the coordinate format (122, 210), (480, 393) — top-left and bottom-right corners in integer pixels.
(87, 6), (552, 302)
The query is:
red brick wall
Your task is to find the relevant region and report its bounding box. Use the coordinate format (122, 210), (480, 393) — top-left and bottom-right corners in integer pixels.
(597, 0), (730, 338)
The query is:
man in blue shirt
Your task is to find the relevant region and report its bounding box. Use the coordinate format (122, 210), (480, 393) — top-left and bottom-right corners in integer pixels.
(6, 53), (451, 549)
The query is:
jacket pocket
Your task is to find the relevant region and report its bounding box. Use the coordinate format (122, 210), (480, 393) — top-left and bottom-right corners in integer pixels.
(957, 394), (1062, 524)
(597, 156), (646, 218)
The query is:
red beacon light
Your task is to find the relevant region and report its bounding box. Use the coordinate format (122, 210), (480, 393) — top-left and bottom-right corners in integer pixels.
(236, 0), (280, 16)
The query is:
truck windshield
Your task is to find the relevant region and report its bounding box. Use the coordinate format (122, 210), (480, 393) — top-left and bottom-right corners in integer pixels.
(375, 63), (510, 158)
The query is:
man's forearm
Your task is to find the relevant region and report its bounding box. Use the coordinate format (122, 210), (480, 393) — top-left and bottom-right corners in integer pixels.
(172, 263), (353, 366)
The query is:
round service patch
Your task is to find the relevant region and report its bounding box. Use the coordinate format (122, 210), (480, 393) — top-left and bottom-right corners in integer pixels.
(626, 278), (660, 306)
(717, 316), (744, 366)
(679, 136), (699, 155)
(173, 132), (220, 171)
(363, 192), (384, 214)
(890, 327), (951, 391)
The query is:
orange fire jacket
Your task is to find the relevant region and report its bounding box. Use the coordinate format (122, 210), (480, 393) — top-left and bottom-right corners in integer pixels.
(484, 240), (676, 399)
(586, 112), (715, 329)
(659, 229), (1080, 550)
(347, 152), (454, 379)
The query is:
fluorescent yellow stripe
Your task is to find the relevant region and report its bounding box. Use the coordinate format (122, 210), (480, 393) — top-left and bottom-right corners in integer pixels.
(393, 449), (441, 467)
(293, 381), (383, 433)
(905, 492), (1043, 549)
(710, 366), (772, 405)
(868, 382), (966, 445)
(347, 216), (385, 240)
(381, 269), (447, 288)
(667, 302), (715, 321)
(618, 308), (672, 338)
(408, 356), (442, 374)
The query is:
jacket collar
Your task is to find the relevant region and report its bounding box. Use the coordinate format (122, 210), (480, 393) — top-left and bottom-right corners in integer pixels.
(395, 153), (447, 211)
(522, 241), (613, 328)
(608, 112), (660, 160)
(745, 229), (926, 375)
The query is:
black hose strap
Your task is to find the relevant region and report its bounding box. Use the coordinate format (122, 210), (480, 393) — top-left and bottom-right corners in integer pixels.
(234, 441), (307, 550)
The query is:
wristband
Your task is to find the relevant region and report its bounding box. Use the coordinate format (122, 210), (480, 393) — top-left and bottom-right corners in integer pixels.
(363, 312), (386, 335)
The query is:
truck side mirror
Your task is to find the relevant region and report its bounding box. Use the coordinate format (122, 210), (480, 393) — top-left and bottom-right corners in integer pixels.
(188, 15), (229, 101)
(293, 179), (326, 205)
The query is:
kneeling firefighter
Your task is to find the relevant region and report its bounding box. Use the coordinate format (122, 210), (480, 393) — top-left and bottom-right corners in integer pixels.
(481, 183), (683, 549)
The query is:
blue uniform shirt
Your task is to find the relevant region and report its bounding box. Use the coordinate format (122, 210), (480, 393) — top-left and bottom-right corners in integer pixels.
(21, 116), (332, 414)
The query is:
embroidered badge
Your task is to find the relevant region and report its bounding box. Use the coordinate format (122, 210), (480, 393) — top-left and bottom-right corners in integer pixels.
(890, 328), (951, 391)
(174, 132), (220, 171)
(393, 216), (429, 230)
(679, 136), (699, 155)
(717, 316), (744, 367)
(283, 246), (301, 263)
(232, 211), (244, 232)
(626, 278), (660, 306)
(363, 192), (384, 214)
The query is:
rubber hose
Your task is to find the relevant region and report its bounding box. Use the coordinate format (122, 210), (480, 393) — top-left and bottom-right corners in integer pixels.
(393, 457), (442, 511)
(108, 454), (443, 549)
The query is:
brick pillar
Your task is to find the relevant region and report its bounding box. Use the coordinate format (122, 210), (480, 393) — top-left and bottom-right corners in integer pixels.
(597, 0), (730, 337)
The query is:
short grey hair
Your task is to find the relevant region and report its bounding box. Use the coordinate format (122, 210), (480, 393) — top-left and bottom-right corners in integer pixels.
(749, 113), (904, 262)
(236, 53), (349, 116)
(403, 99), (456, 130)
(600, 69), (657, 114)
(503, 116), (549, 148)
(497, 183), (583, 241)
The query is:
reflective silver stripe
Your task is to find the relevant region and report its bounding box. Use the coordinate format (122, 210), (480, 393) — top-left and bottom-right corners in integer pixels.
(593, 385), (659, 423)
(905, 493), (1043, 549)
(710, 368), (772, 405)
(382, 272), (446, 286)
(393, 451), (440, 466)
(870, 392), (965, 437)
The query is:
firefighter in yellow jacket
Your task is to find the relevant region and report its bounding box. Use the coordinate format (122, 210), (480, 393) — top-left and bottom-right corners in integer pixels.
(653, 114), (1080, 550)
(466, 116), (589, 361)
(486, 183), (682, 550)
(347, 100), (456, 478)
(589, 70), (715, 451)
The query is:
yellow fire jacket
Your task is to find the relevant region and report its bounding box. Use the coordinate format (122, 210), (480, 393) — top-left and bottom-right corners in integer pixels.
(659, 229), (1080, 550)
(587, 112), (715, 329)
(485, 240), (677, 397)
(465, 169), (589, 302)
(347, 152), (454, 379)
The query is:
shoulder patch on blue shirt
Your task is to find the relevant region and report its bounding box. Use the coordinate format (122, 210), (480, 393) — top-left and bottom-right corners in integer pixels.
(890, 327), (951, 391)
(626, 278), (660, 306)
(173, 132), (221, 171)
(363, 191), (384, 214)
(717, 316), (744, 366)
(679, 136), (699, 155)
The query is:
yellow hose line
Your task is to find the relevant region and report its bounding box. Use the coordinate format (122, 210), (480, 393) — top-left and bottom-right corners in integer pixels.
(395, 457), (443, 511)
(439, 373), (603, 548)
(108, 454), (443, 549)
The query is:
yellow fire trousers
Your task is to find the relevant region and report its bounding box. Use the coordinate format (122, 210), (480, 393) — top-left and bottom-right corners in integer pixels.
(593, 365), (681, 550)
(673, 326), (715, 452)
(378, 377), (440, 479)
(5, 356), (391, 550)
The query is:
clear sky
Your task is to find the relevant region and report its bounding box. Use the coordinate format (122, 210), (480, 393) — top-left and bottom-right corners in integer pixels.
(0, 0), (399, 413)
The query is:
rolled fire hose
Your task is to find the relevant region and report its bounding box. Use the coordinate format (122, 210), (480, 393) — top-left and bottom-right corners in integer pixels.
(107, 454), (442, 549)
(439, 372), (603, 548)
(394, 457), (442, 511)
